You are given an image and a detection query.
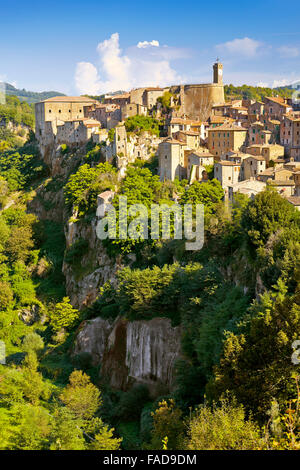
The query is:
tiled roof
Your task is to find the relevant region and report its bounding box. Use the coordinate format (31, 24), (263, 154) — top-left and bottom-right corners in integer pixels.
(287, 196), (300, 205)
(42, 96), (97, 103)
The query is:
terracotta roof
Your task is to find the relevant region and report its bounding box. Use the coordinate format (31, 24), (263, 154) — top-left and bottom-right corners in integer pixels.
(245, 155), (266, 161)
(287, 196), (300, 205)
(105, 93), (130, 100)
(178, 130), (200, 136)
(216, 161), (240, 166)
(268, 180), (295, 186)
(163, 137), (186, 146)
(265, 96), (289, 106)
(208, 123), (247, 131)
(42, 96), (97, 103)
(189, 150), (214, 157)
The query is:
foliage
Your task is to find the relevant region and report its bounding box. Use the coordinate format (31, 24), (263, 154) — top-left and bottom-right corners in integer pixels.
(124, 115), (161, 137)
(64, 162), (117, 217)
(59, 370), (101, 420)
(0, 95), (34, 128)
(146, 399), (184, 450)
(49, 297), (80, 332)
(224, 84), (292, 102)
(184, 398), (262, 450)
(209, 280), (300, 418)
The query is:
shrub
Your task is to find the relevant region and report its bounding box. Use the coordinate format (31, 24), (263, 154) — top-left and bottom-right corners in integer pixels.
(49, 297), (80, 332)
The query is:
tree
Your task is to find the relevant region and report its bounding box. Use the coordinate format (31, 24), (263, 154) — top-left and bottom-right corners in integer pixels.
(59, 370), (101, 420)
(50, 407), (85, 450)
(208, 279), (300, 419)
(22, 332), (44, 355)
(0, 281), (13, 310)
(147, 399), (184, 450)
(7, 403), (51, 450)
(88, 419), (122, 450)
(241, 188), (299, 249)
(185, 399), (262, 450)
(49, 297), (80, 332)
(21, 352), (50, 405)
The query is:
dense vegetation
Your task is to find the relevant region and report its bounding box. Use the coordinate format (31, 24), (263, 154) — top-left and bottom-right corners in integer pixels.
(225, 84), (293, 101)
(2, 82), (65, 104)
(0, 105), (299, 449)
(124, 115), (162, 137)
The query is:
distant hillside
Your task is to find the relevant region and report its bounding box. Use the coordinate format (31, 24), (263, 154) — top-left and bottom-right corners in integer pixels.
(224, 84), (293, 102)
(1, 82), (65, 104)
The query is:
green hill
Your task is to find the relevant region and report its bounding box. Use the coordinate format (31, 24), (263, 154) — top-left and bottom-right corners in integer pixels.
(1, 82), (65, 104)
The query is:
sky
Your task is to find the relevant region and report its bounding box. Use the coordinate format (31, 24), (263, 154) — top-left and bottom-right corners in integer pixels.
(0, 0), (300, 94)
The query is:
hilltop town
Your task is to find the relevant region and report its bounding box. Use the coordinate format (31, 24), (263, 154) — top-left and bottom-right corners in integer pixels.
(35, 62), (300, 210)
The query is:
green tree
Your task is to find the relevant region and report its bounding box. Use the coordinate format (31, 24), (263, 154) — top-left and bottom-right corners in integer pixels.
(49, 297), (80, 332)
(0, 281), (13, 310)
(209, 279), (300, 418)
(59, 370), (101, 420)
(50, 407), (85, 450)
(185, 399), (262, 450)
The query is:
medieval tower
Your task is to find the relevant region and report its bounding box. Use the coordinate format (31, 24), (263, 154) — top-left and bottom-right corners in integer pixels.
(175, 62), (225, 121)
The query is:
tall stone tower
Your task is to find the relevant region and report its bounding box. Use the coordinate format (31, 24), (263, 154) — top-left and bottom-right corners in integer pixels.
(213, 61), (223, 85)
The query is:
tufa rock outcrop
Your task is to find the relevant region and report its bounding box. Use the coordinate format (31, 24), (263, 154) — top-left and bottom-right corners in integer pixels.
(74, 316), (182, 396)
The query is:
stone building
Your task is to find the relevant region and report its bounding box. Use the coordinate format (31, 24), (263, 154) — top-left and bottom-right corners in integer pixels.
(264, 96), (292, 121)
(121, 103), (148, 121)
(248, 101), (265, 123)
(280, 112), (300, 160)
(35, 96), (97, 146)
(173, 130), (201, 149)
(228, 179), (266, 202)
(56, 118), (101, 145)
(246, 143), (285, 162)
(174, 62), (225, 121)
(214, 160), (241, 190)
(294, 170), (300, 196)
(104, 93), (130, 106)
(129, 87), (166, 109)
(88, 103), (121, 129)
(207, 123), (248, 158)
(187, 150), (212, 182)
(243, 155), (266, 180)
(158, 137), (188, 181)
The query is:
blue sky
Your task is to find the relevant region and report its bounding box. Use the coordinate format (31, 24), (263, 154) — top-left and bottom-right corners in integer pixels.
(1, 0), (300, 94)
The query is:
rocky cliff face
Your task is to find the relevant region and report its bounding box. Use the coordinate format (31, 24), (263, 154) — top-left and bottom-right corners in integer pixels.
(74, 316), (182, 396)
(63, 217), (121, 308)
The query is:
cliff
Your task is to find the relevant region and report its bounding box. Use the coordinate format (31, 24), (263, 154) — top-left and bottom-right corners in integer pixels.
(74, 316), (182, 397)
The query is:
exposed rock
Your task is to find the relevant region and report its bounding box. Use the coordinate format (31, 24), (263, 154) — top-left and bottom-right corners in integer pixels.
(62, 218), (120, 308)
(18, 304), (43, 325)
(74, 316), (182, 396)
(73, 317), (112, 365)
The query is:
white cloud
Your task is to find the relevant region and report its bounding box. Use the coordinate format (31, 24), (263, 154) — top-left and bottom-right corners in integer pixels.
(256, 81), (269, 88)
(277, 46), (299, 58)
(137, 40), (160, 48)
(272, 78), (293, 88)
(216, 37), (263, 58)
(75, 33), (183, 94)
